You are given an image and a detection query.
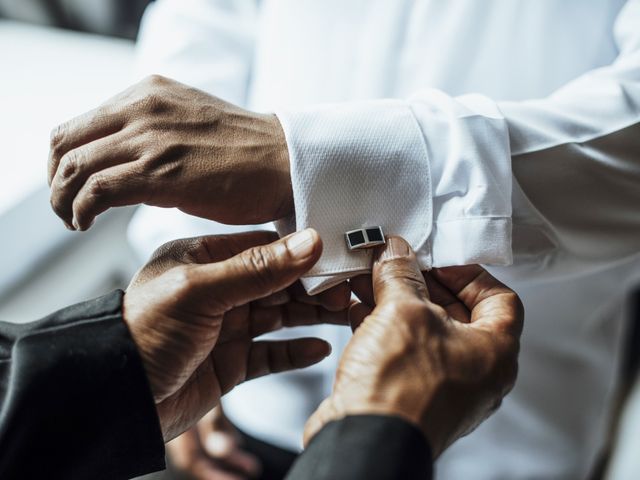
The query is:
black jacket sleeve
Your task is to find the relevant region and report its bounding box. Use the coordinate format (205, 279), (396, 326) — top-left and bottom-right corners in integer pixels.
(0, 290), (165, 480)
(285, 415), (433, 480)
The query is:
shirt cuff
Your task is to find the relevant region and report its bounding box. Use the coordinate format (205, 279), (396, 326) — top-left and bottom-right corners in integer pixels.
(275, 100), (433, 295)
(276, 94), (512, 295)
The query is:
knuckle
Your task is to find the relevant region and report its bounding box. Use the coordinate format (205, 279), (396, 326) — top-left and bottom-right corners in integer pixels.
(498, 341), (520, 389)
(380, 299), (431, 326)
(49, 123), (65, 149)
(49, 125), (67, 168)
(482, 335), (520, 393)
(506, 291), (524, 318)
(503, 358), (519, 392)
(139, 150), (183, 180)
(144, 74), (168, 86)
(493, 292), (525, 336)
(170, 266), (198, 294)
(58, 151), (81, 182)
(376, 267), (429, 299)
(137, 76), (171, 113)
(241, 245), (278, 290)
(152, 237), (201, 264)
(49, 194), (65, 218)
(140, 93), (167, 115)
(513, 294), (525, 326)
(85, 174), (107, 199)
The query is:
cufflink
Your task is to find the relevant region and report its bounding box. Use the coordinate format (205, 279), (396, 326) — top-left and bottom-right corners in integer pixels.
(345, 226), (386, 250)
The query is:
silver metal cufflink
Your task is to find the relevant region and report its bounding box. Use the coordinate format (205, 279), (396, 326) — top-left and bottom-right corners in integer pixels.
(345, 226), (386, 250)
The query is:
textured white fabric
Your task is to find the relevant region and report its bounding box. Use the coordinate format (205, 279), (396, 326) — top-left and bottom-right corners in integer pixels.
(131, 1), (640, 478)
(275, 95), (512, 294)
(275, 100), (435, 293)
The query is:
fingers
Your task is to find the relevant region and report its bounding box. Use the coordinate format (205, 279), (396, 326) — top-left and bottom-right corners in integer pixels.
(372, 236), (429, 306)
(49, 131), (139, 228)
(192, 229), (323, 312)
(70, 162), (153, 230)
(348, 301), (373, 331)
(129, 231), (281, 289)
(156, 231), (280, 266)
(213, 337), (331, 394)
(430, 266), (524, 335)
(423, 273), (471, 323)
(244, 338), (332, 380)
(248, 302), (350, 338)
(48, 104), (124, 185)
(429, 265), (500, 309)
(193, 231), (280, 263)
(218, 301), (349, 343)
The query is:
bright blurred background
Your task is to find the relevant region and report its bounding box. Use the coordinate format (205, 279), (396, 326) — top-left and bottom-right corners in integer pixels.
(0, 2), (639, 479)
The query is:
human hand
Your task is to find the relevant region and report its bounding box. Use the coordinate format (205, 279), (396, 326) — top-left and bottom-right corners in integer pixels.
(48, 75), (292, 231)
(123, 229), (350, 442)
(304, 237), (524, 457)
(167, 407), (261, 480)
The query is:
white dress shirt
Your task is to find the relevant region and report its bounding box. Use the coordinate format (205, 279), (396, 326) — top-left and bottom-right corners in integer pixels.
(129, 1), (640, 478)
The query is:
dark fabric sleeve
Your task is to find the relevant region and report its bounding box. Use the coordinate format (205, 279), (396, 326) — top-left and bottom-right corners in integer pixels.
(285, 415), (433, 480)
(0, 291), (166, 480)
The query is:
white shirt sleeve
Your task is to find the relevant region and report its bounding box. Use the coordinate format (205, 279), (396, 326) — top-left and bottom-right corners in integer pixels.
(134, 0), (258, 106)
(276, 1), (640, 294)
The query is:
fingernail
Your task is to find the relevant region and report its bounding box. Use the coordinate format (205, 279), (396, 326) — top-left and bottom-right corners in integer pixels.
(377, 236), (412, 262)
(286, 229), (317, 258)
(72, 218), (80, 230)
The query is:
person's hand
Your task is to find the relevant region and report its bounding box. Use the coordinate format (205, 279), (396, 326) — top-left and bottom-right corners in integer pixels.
(167, 257), (353, 480)
(123, 229), (350, 442)
(48, 75), (292, 231)
(304, 237), (524, 457)
(167, 407), (262, 480)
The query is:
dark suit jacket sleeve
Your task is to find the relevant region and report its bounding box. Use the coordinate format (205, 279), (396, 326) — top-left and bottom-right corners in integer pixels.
(285, 415), (433, 480)
(0, 290), (165, 480)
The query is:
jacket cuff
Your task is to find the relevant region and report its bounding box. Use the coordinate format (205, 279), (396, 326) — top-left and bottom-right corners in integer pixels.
(0, 291), (165, 480)
(286, 415), (432, 480)
(275, 100), (433, 295)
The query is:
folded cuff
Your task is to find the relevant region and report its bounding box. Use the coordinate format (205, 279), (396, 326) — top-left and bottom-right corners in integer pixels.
(276, 100), (432, 295)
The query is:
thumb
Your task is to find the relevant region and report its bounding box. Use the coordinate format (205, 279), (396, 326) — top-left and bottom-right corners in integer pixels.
(190, 228), (322, 310)
(372, 236), (429, 306)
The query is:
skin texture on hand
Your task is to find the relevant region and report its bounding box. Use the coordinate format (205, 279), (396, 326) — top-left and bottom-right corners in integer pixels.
(48, 75), (293, 231)
(304, 236), (524, 457)
(122, 229), (350, 442)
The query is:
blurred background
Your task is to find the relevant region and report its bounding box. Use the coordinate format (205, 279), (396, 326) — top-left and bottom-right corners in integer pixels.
(0, 1), (639, 479)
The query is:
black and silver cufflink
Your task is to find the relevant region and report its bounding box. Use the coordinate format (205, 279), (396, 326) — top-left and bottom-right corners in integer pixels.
(345, 226), (386, 250)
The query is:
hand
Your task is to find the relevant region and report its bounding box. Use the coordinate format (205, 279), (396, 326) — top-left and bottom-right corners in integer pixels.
(123, 229), (350, 442)
(167, 407), (262, 480)
(304, 237), (524, 457)
(48, 75), (292, 231)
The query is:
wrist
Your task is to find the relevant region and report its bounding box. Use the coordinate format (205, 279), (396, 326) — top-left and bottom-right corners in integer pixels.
(265, 113), (293, 220)
(304, 392), (435, 448)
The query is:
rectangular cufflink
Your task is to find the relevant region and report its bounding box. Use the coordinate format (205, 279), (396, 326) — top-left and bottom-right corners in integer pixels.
(345, 226), (386, 250)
